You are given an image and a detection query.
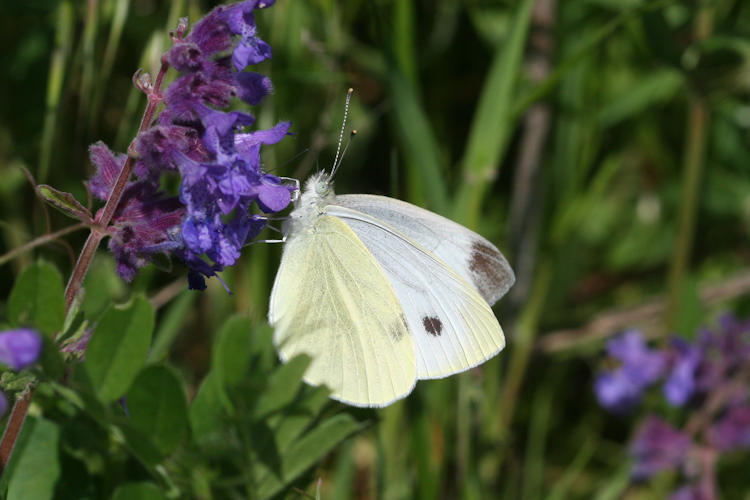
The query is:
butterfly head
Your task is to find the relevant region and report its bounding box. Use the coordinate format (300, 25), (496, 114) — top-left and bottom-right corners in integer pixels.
(302, 171), (335, 202)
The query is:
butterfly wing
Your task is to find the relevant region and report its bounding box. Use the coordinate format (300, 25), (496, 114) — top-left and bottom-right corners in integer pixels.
(326, 204), (505, 379)
(268, 214), (417, 407)
(335, 194), (515, 305)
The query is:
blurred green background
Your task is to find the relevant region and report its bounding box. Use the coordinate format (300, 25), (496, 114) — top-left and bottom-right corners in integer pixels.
(1, 0), (750, 498)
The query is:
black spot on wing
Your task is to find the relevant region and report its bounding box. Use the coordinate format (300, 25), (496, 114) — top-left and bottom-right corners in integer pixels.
(422, 316), (443, 336)
(468, 240), (515, 305)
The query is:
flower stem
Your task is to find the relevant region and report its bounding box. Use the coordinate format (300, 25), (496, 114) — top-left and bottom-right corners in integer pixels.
(0, 390), (32, 470)
(64, 58), (169, 309)
(0, 57), (170, 477)
(0, 222), (87, 267)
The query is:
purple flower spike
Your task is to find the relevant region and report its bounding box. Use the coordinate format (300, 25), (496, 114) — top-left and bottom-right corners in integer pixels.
(630, 416), (691, 479)
(87, 0), (290, 288)
(0, 329), (43, 371)
(594, 330), (665, 412)
(708, 405), (750, 451)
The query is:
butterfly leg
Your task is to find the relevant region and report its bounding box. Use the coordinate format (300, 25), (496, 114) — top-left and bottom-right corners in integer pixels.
(278, 176), (301, 202)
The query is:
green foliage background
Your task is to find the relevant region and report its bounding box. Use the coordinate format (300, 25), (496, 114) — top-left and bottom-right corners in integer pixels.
(1, 0), (749, 498)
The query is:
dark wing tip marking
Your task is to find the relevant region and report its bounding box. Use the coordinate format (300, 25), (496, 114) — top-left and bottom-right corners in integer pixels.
(468, 240), (515, 305)
(422, 316), (443, 336)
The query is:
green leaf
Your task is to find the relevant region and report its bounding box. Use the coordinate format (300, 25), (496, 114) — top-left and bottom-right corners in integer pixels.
(273, 385), (331, 451)
(8, 261), (65, 336)
(253, 354), (311, 419)
(81, 255), (127, 321)
(117, 423), (164, 469)
(256, 414), (365, 499)
(189, 372), (226, 442)
(126, 365), (188, 456)
(84, 296), (154, 403)
(212, 315), (253, 387)
(387, 67), (448, 214)
(37, 184), (92, 222)
(7, 418), (60, 500)
(148, 290), (196, 363)
(454, 0), (534, 227)
(596, 69), (684, 126)
(110, 483), (168, 500)
(38, 335), (65, 380)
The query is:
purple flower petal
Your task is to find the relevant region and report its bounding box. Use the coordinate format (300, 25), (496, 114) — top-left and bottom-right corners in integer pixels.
(594, 330), (666, 412)
(185, 6), (234, 56)
(708, 405), (750, 451)
(165, 42), (205, 73)
(630, 416), (691, 479)
(235, 72), (273, 105)
(594, 371), (642, 413)
(89, 141), (126, 201)
(233, 38), (272, 70)
(235, 121), (292, 154)
(608, 330), (666, 385)
(257, 176), (292, 213)
(663, 338), (702, 406)
(0, 329), (42, 371)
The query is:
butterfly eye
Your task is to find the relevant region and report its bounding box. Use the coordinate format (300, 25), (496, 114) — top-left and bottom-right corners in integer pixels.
(315, 181), (329, 196)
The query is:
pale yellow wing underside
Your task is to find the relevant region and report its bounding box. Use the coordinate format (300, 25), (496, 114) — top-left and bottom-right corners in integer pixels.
(268, 215), (417, 407)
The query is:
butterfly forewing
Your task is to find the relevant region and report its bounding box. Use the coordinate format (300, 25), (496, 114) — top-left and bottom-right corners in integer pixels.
(335, 194), (515, 305)
(327, 204), (506, 379)
(269, 214), (417, 407)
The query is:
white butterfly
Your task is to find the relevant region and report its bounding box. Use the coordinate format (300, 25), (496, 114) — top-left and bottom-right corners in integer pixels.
(268, 169), (515, 407)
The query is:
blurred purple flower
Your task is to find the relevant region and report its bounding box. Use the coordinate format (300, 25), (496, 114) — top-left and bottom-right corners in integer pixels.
(595, 330), (666, 412)
(0, 392), (6, 417)
(88, 0), (293, 289)
(669, 485), (707, 500)
(708, 405), (750, 451)
(630, 416), (692, 479)
(664, 338), (703, 407)
(0, 329), (42, 371)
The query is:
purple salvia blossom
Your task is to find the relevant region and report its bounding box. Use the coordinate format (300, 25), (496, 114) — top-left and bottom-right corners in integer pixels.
(88, 0), (292, 289)
(630, 416), (692, 479)
(0, 328), (42, 371)
(708, 405), (750, 451)
(594, 330), (666, 412)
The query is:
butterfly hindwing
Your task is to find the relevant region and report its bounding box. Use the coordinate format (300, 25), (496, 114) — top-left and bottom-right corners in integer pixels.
(326, 204), (506, 379)
(269, 214), (417, 407)
(335, 194), (515, 305)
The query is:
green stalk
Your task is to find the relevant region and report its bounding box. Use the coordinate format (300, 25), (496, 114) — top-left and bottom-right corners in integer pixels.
(37, 2), (74, 184)
(664, 5), (713, 332)
(496, 259), (551, 447)
(453, 0), (534, 228)
(89, 0), (130, 131)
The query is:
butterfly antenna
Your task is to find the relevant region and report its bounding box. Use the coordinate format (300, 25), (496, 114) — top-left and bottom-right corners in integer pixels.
(265, 147), (311, 174)
(330, 88), (354, 179)
(338, 129), (358, 167)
